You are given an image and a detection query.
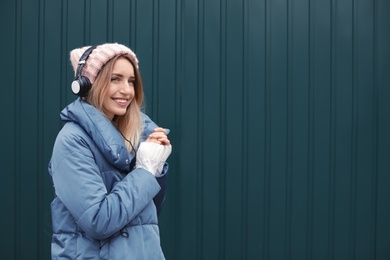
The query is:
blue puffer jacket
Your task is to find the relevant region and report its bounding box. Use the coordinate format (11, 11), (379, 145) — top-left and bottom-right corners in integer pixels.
(49, 99), (168, 259)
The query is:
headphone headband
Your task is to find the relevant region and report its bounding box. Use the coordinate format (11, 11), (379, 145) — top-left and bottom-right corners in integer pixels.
(74, 46), (96, 80)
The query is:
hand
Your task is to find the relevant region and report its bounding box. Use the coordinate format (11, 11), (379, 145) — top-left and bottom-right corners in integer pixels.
(146, 128), (170, 146)
(136, 128), (172, 176)
(136, 142), (172, 176)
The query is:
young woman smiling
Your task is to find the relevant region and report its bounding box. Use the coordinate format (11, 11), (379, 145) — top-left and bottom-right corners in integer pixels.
(49, 43), (172, 259)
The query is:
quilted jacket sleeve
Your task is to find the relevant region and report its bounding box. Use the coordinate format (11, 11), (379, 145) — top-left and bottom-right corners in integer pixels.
(50, 127), (161, 240)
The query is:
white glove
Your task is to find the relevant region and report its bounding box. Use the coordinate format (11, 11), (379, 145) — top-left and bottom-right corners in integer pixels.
(136, 142), (172, 176)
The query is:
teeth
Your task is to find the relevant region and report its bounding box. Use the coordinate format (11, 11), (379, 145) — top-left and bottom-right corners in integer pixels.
(115, 99), (127, 103)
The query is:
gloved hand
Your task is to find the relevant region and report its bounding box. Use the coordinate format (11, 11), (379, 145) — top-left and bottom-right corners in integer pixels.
(136, 142), (172, 176)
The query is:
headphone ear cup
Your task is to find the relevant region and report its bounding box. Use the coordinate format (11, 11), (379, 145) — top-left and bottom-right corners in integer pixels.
(71, 76), (91, 97)
(71, 46), (96, 97)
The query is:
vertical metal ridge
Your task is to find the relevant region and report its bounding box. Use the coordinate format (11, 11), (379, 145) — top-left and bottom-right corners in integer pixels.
(196, 0), (204, 258)
(14, 0), (22, 258)
(151, 0), (159, 119)
(173, 0), (183, 258)
(350, 1), (358, 258)
(241, 0), (249, 259)
(84, 0), (90, 44)
(60, 0), (68, 109)
(172, 1), (184, 258)
(37, 0), (45, 258)
(286, 1), (293, 259)
(219, 0), (227, 258)
(307, 0), (314, 258)
(107, 0), (113, 42)
(329, 1), (336, 258)
(263, 0), (271, 259)
(130, 0), (136, 48)
(371, 1), (379, 258)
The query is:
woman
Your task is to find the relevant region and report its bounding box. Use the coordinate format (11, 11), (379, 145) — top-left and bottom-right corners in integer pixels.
(49, 43), (172, 259)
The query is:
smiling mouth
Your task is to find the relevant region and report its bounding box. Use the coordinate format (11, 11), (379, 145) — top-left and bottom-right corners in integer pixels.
(113, 98), (129, 106)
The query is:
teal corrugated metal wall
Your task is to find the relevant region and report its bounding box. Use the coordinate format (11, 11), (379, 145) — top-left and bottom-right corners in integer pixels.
(1, 0), (389, 259)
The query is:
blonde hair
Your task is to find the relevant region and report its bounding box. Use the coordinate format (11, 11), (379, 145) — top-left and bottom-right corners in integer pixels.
(86, 55), (144, 152)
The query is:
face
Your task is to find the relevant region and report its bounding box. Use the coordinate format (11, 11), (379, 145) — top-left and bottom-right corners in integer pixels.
(102, 57), (135, 120)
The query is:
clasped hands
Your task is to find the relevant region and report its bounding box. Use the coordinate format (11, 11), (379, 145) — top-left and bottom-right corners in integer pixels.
(136, 128), (172, 176)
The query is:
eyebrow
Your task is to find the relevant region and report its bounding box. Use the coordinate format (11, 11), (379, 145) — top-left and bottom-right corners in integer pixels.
(111, 73), (135, 79)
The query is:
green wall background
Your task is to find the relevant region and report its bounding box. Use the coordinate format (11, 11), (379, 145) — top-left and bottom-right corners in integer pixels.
(1, 0), (389, 259)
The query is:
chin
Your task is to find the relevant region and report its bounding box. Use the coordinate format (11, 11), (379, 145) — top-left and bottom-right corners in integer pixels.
(114, 110), (127, 117)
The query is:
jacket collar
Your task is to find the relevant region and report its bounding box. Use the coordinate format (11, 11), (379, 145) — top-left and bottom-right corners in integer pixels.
(60, 98), (131, 172)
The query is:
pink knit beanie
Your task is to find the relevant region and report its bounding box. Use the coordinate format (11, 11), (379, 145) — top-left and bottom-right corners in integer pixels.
(70, 43), (138, 85)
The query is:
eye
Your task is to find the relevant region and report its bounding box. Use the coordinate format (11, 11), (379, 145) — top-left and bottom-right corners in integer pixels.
(111, 77), (120, 82)
(128, 79), (135, 86)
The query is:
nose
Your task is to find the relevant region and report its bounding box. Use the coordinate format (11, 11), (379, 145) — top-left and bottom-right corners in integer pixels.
(120, 82), (134, 94)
